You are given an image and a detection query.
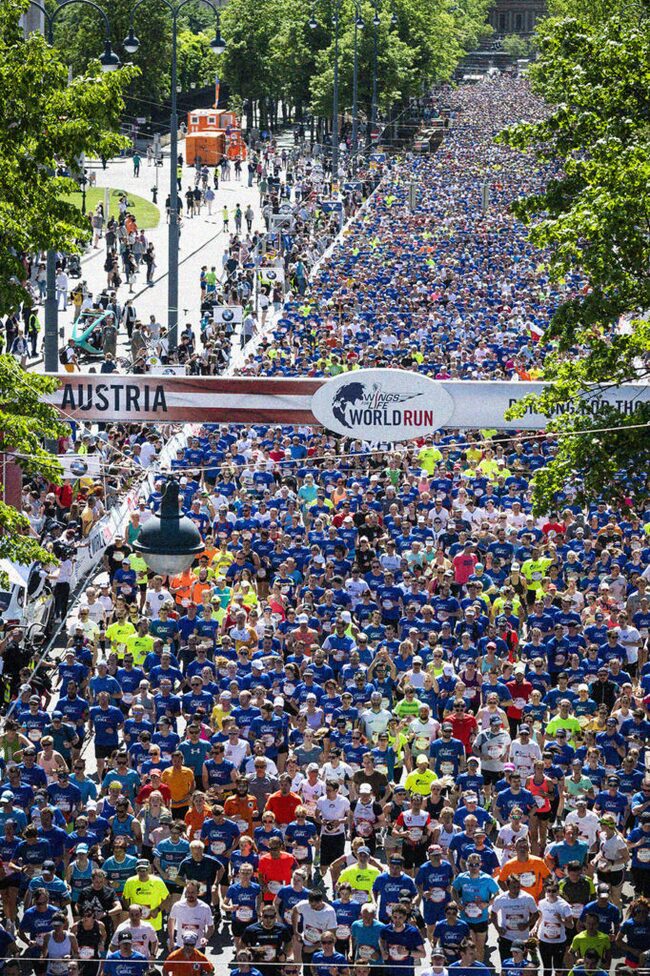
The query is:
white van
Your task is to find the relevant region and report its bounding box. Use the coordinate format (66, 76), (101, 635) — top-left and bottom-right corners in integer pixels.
(0, 560), (54, 633)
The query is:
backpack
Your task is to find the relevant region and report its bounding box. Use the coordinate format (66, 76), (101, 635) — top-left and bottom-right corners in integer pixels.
(59, 346), (68, 366)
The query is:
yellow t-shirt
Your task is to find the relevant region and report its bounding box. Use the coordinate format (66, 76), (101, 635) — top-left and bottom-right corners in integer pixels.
(105, 621), (136, 655)
(122, 875), (169, 929)
(125, 633), (155, 668)
(404, 768), (438, 796)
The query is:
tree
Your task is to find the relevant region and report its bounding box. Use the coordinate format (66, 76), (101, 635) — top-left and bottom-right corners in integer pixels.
(501, 33), (531, 59)
(177, 29), (220, 91)
(499, 1), (650, 510)
(48, 0), (170, 106)
(0, 358), (65, 570)
(1, 0), (136, 319)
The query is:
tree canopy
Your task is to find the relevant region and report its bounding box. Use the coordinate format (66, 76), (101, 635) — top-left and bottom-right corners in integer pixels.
(500, 0), (650, 510)
(2, 0), (135, 318)
(0, 358), (65, 570)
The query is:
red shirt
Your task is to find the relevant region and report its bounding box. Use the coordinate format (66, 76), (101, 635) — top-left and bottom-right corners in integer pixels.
(258, 851), (296, 900)
(136, 781), (172, 806)
(449, 713), (478, 752)
(452, 552), (478, 585)
(264, 790), (302, 825)
(506, 679), (533, 719)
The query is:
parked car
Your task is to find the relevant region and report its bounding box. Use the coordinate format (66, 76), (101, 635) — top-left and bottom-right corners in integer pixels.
(0, 560), (55, 633)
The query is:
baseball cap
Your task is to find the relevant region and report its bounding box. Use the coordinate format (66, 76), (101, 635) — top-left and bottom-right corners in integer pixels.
(118, 932), (133, 943)
(75, 844), (89, 855)
(182, 932), (198, 945)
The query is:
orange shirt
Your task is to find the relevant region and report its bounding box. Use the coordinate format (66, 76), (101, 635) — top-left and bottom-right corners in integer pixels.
(223, 794), (257, 836)
(164, 947), (213, 976)
(185, 804), (212, 841)
(264, 790), (302, 825)
(170, 568), (194, 605)
(161, 765), (195, 808)
(499, 855), (550, 901)
(191, 579), (213, 605)
(258, 851), (296, 901)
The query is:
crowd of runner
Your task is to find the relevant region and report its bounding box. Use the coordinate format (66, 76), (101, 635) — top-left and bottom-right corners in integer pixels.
(1, 76), (649, 976)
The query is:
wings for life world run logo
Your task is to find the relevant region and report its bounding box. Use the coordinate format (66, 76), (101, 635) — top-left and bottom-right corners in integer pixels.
(311, 369), (455, 442)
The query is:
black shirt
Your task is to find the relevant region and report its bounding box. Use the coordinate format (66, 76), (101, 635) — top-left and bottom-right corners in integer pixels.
(242, 922), (292, 974)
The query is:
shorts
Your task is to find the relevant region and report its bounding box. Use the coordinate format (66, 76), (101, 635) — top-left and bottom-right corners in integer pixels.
(596, 868), (624, 888)
(94, 744), (116, 760)
(0, 873), (20, 890)
(466, 921), (488, 933)
(482, 769), (501, 785)
(215, 858), (229, 885)
(320, 833), (345, 867)
(531, 809), (552, 821)
(403, 842), (429, 870)
(232, 918), (252, 938)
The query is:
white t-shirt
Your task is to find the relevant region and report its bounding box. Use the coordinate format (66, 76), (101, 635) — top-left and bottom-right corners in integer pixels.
(316, 795), (350, 835)
(492, 891), (537, 941)
(168, 898), (215, 945)
(294, 901), (337, 946)
(617, 626), (641, 664)
(497, 824), (529, 865)
(537, 897), (573, 944)
(111, 922), (158, 957)
(509, 740), (542, 778)
(409, 718), (440, 753)
(320, 762), (352, 796)
(566, 809), (600, 847)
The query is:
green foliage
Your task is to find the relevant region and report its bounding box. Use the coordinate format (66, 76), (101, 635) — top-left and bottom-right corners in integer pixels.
(500, 4), (650, 510)
(48, 0), (170, 105)
(1, 0), (135, 320)
(501, 33), (532, 59)
(177, 29), (220, 90)
(0, 356), (65, 568)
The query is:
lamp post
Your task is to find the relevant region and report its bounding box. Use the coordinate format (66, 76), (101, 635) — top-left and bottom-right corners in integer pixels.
(133, 479), (203, 575)
(370, 0), (380, 147)
(26, 0), (120, 374)
(124, 0), (226, 358)
(351, 5), (364, 164)
(310, 0), (365, 180)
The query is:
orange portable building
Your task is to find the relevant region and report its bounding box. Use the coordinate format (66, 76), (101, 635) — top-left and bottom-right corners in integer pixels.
(185, 84), (247, 166)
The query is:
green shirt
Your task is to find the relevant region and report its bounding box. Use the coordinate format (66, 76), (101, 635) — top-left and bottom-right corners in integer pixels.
(570, 930), (611, 963)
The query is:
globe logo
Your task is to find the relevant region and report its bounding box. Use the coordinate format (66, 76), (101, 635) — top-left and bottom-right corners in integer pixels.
(332, 382), (367, 429)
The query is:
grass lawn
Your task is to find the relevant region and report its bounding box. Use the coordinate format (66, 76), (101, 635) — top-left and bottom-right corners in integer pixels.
(61, 186), (160, 229)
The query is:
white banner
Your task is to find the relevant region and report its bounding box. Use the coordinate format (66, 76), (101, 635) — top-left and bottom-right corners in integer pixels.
(210, 305), (243, 325)
(59, 453), (102, 479)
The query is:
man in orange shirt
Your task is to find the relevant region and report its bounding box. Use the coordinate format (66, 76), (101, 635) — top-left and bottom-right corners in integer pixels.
(258, 837), (296, 902)
(163, 931), (214, 976)
(169, 567), (194, 607)
(499, 837), (551, 901)
(224, 777), (257, 836)
(264, 774), (302, 828)
(162, 751), (196, 819)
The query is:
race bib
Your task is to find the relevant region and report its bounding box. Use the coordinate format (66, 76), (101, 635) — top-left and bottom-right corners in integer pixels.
(336, 925), (351, 939)
(293, 845), (308, 861)
(408, 827), (423, 842)
(263, 734), (275, 747)
(544, 923), (562, 940)
(79, 947), (94, 959)
(211, 841), (226, 855)
(352, 890), (369, 904)
(440, 762), (454, 775)
(356, 820), (373, 837)
(415, 737), (430, 752)
(268, 881), (282, 894)
(234, 819), (249, 833)
(140, 906), (151, 919)
(518, 872), (536, 888)
(514, 698), (526, 710)
(535, 796), (546, 809)
(431, 888), (446, 903)
(304, 924), (322, 945)
(358, 945), (374, 960)
(487, 744), (502, 759)
(28, 728), (41, 741)
(389, 944), (409, 961)
(236, 906), (254, 922)
(122, 692), (133, 704)
(262, 945), (276, 960)
(465, 903), (482, 919)
(637, 848), (650, 863)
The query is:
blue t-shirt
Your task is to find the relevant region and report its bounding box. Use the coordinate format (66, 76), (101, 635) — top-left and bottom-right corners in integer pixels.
(433, 919), (471, 962)
(89, 705), (124, 746)
(380, 922), (424, 969)
(372, 872), (417, 922)
(103, 950), (149, 976)
(452, 871), (499, 923)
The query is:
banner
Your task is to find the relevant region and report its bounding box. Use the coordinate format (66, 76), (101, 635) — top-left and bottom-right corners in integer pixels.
(209, 305), (243, 325)
(45, 371), (650, 438)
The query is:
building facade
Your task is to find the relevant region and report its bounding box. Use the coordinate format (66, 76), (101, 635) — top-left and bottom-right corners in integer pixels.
(488, 0), (547, 34)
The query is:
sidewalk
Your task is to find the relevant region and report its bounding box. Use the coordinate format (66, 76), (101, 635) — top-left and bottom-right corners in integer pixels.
(49, 144), (265, 362)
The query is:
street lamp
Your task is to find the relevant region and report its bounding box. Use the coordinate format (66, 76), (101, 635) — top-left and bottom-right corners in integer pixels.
(26, 0), (121, 374)
(133, 480), (203, 575)
(310, 0), (365, 179)
(125, 0), (225, 358)
(370, 0), (380, 147)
